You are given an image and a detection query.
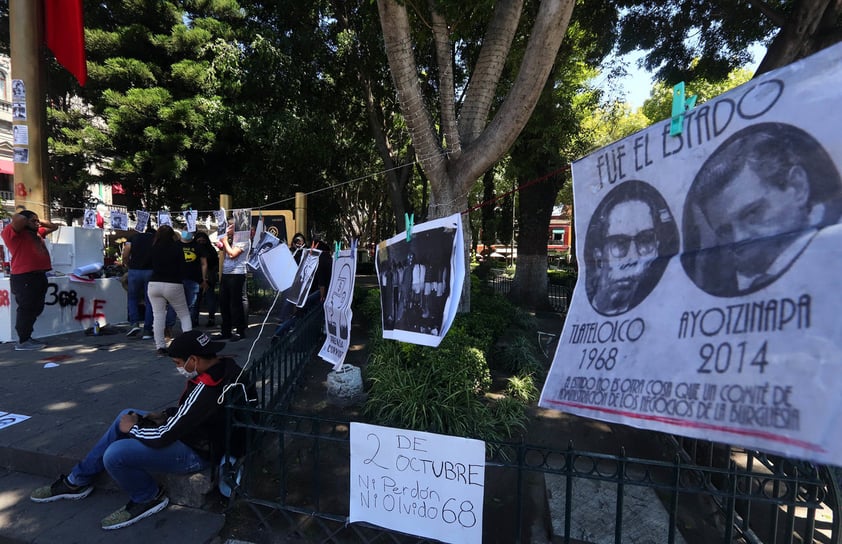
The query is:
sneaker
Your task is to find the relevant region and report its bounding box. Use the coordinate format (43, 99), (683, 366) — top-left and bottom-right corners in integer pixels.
(126, 326), (141, 337)
(229, 333), (242, 342)
(156, 348), (169, 357)
(164, 327), (173, 340)
(101, 487), (169, 530)
(141, 331), (153, 340)
(31, 475), (93, 503)
(15, 339), (46, 351)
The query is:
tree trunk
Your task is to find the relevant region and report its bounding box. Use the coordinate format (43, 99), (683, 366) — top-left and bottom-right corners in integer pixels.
(509, 174), (563, 310)
(375, 0), (576, 310)
(755, 0), (842, 74)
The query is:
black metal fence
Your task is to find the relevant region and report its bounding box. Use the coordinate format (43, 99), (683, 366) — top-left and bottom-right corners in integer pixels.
(484, 272), (571, 314)
(224, 283), (840, 544)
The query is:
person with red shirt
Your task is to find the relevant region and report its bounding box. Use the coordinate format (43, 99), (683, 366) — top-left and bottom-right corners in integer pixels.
(1, 210), (53, 350)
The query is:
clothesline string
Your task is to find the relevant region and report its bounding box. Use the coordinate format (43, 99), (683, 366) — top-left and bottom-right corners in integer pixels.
(13, 160), (571, 224)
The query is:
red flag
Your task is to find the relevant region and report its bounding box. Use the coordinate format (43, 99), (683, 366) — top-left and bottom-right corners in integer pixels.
(44, 0), (87, 86)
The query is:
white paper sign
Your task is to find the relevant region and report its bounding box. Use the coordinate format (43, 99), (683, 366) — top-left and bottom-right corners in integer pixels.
(13, 125), (28, 145)
(258, 242), (298, 292)
(375, 213), (464, 347)
(319, 248), (357, 369)
(539, 42), (842, 465)
(0, 411), (29, 431)
(350, 422), (484, 544)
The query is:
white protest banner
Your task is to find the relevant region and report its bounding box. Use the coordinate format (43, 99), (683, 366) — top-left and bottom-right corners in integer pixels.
(539, 43), (842, 465)
(349, 422), (484, 544)
(319, 247), (358, 369)
(375, 213), (464, 347)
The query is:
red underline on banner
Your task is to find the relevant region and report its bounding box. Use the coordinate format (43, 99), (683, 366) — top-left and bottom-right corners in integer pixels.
(461, 165), (571, 215)
(546, 400), (826, 453)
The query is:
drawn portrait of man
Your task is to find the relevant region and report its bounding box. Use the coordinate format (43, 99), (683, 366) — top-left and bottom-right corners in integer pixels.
(585, 180), (679, 316)
(682, 123), (842, 297)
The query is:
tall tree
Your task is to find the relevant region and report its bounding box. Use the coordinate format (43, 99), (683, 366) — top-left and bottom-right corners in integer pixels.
(376, 0), (577, 307)
(507, 12), (613, 310)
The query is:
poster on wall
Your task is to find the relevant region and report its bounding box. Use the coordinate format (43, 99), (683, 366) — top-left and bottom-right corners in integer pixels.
(375, 213), (464, 348)
(13, 125), (28, 146)
(539, 42), (842, 465)
(349, 422), (485, 544)
(13, 148), (28, 164)
(319, 247), (358, 369)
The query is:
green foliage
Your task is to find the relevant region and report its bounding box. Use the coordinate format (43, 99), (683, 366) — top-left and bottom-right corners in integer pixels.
(505, 374), (539, 404)
(494, 335), (544, 378)
(548, 268), (577, 288)
(363, 283), (537, 441)
(355, 287), (383, 325)
(640, 68), (754, 124)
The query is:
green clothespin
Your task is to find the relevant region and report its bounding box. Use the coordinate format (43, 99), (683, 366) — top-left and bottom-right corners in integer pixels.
(334, 241), (340, 259)
(405, 213), (414, 242)
(670, 82), (697, 136)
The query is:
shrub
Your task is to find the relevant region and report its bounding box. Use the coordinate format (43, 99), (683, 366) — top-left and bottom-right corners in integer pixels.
(494, 335), (544, 377)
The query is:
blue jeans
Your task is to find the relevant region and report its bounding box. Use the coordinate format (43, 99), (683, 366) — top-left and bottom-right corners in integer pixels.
(67, 409), (209, 503)
(126, 269), (154, 331)
(166, 280), (200, 329)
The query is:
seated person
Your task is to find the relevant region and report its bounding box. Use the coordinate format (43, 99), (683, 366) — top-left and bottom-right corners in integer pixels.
(30, 331), (245, 530)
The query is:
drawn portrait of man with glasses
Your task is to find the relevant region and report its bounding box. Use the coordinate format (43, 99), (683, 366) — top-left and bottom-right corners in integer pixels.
(585, 180), (679, 316)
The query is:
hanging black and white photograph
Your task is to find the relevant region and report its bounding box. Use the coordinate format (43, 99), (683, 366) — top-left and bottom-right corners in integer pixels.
(215, 208), (227, 236)
(157, 210), (172, 227)
(184, 209), (197, 232)
(375, 213), (464, 347)
(232, 208), (251, 233)
(82, 208), (97, 229)
(110, 209), (128, 231)
(286, 248), (322, 308)
(247, 230), (281, 270)
(135, 210), (150, 232)
(319, 248), (358, 369)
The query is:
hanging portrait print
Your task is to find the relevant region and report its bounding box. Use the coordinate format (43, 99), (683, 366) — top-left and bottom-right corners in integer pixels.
(375, 213), (464, 348)
(539, 42), (842, 465)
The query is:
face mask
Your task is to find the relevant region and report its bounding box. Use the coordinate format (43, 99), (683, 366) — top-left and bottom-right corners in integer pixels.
(177, 358), (198, 379)
(177, 367), (198, 379)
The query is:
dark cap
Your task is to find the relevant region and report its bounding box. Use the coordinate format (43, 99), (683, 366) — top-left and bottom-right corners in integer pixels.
(167, 330), (224, 359)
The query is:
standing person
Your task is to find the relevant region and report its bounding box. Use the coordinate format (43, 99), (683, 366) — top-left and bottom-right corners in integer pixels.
(122, 227), (155, 338)
(146, 225), (192, 356)
(193, 231), (219, 327)
(174, 230), (207, 328)
(216, 223), (249, 342)
(1, 210), (52, 350)
(29, 330), (247, 530)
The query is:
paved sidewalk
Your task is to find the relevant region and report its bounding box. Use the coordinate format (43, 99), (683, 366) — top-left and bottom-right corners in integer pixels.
(0, 314), (279, 543)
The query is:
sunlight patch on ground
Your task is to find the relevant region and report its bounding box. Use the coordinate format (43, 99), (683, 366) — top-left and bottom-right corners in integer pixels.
(44, 401), (78, 411)
(85, 384), (112, 394)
